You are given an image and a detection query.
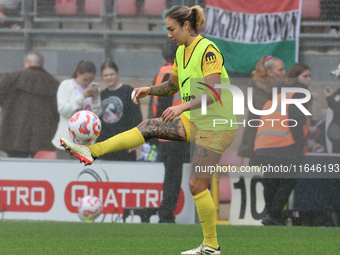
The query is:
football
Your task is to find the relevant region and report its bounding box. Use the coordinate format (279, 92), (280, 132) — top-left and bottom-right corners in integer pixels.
(68, 110), (101, 145)
(78, 195), (103, 222)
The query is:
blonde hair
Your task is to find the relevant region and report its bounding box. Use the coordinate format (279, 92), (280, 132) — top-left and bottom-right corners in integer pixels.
(252, 56), (282, 92)
(165, 5), (205, 33)
(252, 55), (281, 78)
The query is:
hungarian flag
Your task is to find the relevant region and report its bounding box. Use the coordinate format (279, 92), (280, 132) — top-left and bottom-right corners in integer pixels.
(204, 0), (302, 73)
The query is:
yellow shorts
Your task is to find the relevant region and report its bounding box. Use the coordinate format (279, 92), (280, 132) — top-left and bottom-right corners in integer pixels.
(180, 114), (237, 154)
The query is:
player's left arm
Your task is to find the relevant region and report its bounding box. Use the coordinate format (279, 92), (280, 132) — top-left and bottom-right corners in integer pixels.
(182, 45), (223, 110)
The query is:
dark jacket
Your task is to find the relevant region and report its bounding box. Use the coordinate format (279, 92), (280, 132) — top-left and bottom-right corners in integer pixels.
(326, 87), (340, 126)
(0, 66), (60, 155)
(237, 79), (273, 158)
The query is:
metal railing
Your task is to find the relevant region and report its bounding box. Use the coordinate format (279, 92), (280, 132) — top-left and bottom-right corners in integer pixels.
(1, 2), (340, 56)
(0, 0), (25, 22)
(302, 21), (340, 26)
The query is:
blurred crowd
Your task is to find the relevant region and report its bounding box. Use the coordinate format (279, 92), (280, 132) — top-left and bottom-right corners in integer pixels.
(237, 56), (340, 227)
(238, 56), (339, 160)
(0, 51), (144, 160)
(2, 52), (340, 158)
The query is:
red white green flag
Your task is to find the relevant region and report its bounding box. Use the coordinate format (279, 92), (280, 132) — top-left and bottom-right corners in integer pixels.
(204, 0), (302, 73)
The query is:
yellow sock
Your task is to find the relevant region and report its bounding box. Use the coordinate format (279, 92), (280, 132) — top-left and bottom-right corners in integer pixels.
(193, 189), (218, 249)
(88, 127), (145, 157)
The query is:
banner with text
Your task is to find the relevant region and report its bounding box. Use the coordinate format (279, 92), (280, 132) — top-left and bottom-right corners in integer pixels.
(205, 0), (302, 73)
(0, 159), (195, 224)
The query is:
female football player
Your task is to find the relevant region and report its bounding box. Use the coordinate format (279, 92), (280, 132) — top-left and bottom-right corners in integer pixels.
(60, 5), (237, 254)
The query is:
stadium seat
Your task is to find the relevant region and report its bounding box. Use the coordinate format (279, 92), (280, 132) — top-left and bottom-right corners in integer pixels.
(55, 0), (77, 15)
(218, 151), (243, 204)
(301, 0), (321, 19)
(116, 0), (137, 16)
(219, 150), (243, 167)
(219, 173), (232, 203)
(85, 0), (104, 15)
(144, 0), (166, 16)
(33, 151), (57, 160)
(122, 207), (158, 223)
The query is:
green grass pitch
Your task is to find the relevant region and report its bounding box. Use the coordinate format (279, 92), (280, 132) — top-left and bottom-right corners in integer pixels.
(0, 220), (340, 254)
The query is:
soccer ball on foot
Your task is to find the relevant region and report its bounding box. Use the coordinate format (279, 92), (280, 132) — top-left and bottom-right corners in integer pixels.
(78, 195), (103, 222)
(68, 110), (101, 145)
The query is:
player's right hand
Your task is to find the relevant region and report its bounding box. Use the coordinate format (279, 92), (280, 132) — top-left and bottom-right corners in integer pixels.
(131, 86), (151, 104)
(83, 88), (98, 98)
(324, 86), (334, 97)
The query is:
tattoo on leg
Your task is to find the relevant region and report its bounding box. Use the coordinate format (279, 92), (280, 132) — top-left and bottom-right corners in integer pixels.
(191, 146), (209, 173)
(137, 117), (187, 141)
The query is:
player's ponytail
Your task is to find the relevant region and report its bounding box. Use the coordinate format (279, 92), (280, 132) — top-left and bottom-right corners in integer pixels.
(190, 5), (205, 31)
(166, 5), (205, 34)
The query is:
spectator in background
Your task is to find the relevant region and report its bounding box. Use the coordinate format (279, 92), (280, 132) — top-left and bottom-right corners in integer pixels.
(149, 40), (191, 223)
(238, 56), (286, 164)
(0, 0), (22, 29)
(286, 63), (325, 153)
(286, 63), (311, 87)
(324, 63), (340, 153)
(0, 51), (59, 157)
(97, 60), (142, 161)
(286, 62), (323, 122)
(254, 69), (312, 226)
(52, 60), (101, 159)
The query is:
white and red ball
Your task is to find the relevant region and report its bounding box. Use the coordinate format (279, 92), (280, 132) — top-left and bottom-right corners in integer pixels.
(68, 110), (101, 145)
(78, 195), (103, 222)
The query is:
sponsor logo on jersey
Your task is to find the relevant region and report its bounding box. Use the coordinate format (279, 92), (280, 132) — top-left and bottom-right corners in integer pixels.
(205, 52), (217, 65)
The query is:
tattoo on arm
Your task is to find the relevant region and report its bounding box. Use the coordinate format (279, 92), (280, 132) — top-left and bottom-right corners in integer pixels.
(150, 80), (178, 96)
